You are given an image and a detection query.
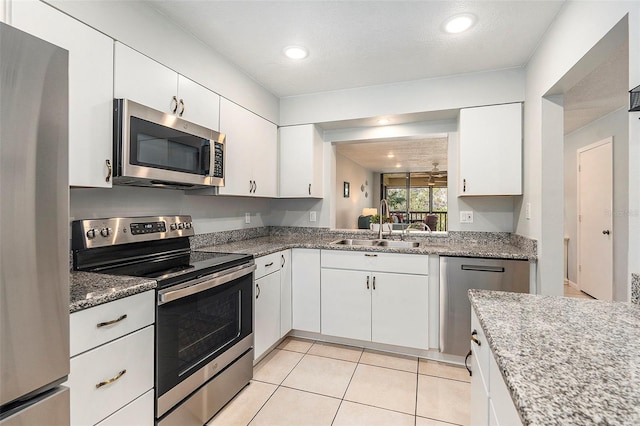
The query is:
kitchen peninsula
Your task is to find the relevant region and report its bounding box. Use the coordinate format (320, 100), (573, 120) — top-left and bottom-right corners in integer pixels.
(469, 289), (640, 425)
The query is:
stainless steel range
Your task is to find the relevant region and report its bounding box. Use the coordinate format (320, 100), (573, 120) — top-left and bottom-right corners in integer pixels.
(71, 216), (255, 425)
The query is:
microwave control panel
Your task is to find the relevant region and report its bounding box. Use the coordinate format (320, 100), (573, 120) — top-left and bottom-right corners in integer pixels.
(212, 141), (224, 178)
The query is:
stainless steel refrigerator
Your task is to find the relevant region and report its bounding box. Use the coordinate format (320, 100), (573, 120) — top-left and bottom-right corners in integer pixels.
(0, 22), (70, 425)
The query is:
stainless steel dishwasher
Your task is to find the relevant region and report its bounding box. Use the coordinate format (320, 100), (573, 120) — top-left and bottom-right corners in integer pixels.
(439, 256), (530, 357)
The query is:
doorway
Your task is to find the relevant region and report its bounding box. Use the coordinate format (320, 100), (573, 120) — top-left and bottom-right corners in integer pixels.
(577, 138), (613, 300)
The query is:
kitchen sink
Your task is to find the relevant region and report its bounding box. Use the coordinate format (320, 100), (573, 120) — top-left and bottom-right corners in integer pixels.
(330, 239), (420, 248)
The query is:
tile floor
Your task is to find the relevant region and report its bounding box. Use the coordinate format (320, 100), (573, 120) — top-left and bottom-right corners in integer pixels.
(564, 281), (595, 300)
(208, 338), (470, 426)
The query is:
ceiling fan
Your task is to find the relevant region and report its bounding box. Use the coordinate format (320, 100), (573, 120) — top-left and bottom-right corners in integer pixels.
(427, 162), (447, 186)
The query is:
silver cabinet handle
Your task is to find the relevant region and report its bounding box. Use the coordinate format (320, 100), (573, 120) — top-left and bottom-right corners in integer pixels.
(96, 369), (126, 389)
(256, 283), (260, 299)
(105, 159), (112, 182)
(373, 276), (376, 290)
(281, 254), (285, 268)
(254, 180), (257, 193)
(97, 314), (127, 328)
(264, 262), (274, 267)
(308, 183), (311, 195)
(366, 276), (370, 289)
(602, 230), (611, 235)
(178, 98), (185, 116)
(171, 96), (178, 113)
(463, 178), (467, 192)
(364, 253), (378, 257)
(471, 330), (481, 346)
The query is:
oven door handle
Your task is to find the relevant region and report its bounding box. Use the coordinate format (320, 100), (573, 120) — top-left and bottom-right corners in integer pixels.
(157, 262), (256, 305)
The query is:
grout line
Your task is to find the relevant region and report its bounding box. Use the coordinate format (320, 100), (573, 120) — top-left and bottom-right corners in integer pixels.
(418, 371), (471, 384)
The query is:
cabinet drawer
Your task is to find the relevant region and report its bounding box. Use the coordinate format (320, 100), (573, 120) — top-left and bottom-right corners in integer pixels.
(97, 389), (154, 426)
(321, 250), (428, 275)
(70, 290), (155, 356)
(255, 252), (282, 279)
(69, 326), (154, 426)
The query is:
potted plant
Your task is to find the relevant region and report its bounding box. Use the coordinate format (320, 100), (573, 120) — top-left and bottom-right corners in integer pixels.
(370, 215), (393, 232)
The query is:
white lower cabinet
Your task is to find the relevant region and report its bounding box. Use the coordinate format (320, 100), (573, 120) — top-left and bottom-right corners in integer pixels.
(68, 290), (155, 425)
(320, 250), (429, 349)
(470, 310), (522, 426)
(280, 250), (292, 337)
(291, 249), (321, 333)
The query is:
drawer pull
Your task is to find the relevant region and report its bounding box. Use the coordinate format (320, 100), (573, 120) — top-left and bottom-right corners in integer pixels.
(364, 254), (378, 257)
(95, 369), (126, 389)
(366, 276), (370, 289)
(373, 276), (376, 290)
(96, 314), (127, 328)
(471, 329), (481, 346)
(264, 262), (274, 267)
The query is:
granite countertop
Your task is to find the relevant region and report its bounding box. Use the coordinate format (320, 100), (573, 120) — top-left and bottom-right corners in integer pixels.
(70, 271), (156, 313)
(469, 289), (640, 425)
(195, 234), (535, 260)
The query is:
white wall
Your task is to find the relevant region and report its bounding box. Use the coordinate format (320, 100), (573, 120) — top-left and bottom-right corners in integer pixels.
(46, 0), (279, 122)
(335, 153), (375, 229)
(281, 68), (525, 126)
(564, 107), (628, 301)
(521, 1), (640, 296)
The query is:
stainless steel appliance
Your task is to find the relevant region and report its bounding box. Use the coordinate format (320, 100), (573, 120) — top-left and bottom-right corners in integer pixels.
(71, 216), (255, 426)
(439, 256), (530, 358)
(113, 99), (225, 189)
(0, 23), (70, 424)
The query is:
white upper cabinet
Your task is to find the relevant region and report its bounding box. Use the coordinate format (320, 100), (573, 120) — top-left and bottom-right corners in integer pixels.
(458, 103), (522, 196)
(114, 42), (219, 131)
(217, 98), (278, 197)
(12, 0), (114, 188)
(279, 124), (324, 198)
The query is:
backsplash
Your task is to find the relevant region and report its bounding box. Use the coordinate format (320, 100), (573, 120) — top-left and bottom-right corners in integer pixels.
(632, 273), (640, 305)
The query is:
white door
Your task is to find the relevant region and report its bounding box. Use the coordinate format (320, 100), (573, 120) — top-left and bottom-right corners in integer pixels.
(254, 271), (281, 360)
(320, 268), (371, 341)
(577, 138), (613, 300)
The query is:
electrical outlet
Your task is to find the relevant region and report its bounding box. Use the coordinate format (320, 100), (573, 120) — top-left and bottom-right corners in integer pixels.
(309, 211), (317, 222)
(245, 212), (250, 224)
(525, 203), (531, 220)
(460, 211), (474, 223)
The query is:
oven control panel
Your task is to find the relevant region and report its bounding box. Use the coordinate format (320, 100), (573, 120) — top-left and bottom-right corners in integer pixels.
(71, 215), (194, 249)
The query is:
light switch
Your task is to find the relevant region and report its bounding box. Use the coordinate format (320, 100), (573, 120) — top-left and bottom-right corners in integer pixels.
(245, 212), (251, 224)
(310, 211), (317, 222)
(460, 211), (473, 223)
(525, 203), (531, 220)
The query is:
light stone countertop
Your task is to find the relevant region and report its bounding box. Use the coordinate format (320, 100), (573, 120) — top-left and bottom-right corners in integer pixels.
(469, 289), (640, 425)
(69, 271), (156, 313)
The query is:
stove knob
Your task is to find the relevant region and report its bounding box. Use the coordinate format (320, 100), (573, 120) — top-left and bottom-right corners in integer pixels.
(100, 227), (111, 237)
(86, 229), (96, 239)
(177, 223), (184, 229)
(170, 223), (177, 231)
(185, 222), (192, 229)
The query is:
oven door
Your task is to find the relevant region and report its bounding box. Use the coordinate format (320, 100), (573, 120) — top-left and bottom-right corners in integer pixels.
(156, 262), (255, 418)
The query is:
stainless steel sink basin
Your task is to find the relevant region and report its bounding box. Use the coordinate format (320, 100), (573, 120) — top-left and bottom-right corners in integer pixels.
(330, 239), (420, 248)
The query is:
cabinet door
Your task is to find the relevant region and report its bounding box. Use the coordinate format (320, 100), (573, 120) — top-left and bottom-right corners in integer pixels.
(12, 0), (114, 188)
(114, 42), (177, 114)
(279, 124), (324, 198)
(321, 269), (371, 341)
(177, 75), (220, 130)
(470, 349), (489, 426)
(458, 103), (522, 196)
(217, 98), (254, 196)
(254, 271), (281, 360)
(250, 116), (278, 197)
(280, 250), (292, 337)
(371, 272), (429, 348)
(291, 249), (321, 332)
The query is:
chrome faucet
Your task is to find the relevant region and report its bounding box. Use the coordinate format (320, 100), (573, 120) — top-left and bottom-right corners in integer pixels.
(378, 198), (390, 239)
(401, 221), (432, 240)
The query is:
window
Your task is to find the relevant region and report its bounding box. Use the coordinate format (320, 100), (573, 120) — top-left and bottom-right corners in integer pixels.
(382, 172), (448, 231)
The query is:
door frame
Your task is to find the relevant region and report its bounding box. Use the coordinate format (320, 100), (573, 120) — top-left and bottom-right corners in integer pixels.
(576, 136), (613, 299)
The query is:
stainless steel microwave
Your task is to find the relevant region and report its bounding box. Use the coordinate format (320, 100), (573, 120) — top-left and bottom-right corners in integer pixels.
(113, 98), (224, 189)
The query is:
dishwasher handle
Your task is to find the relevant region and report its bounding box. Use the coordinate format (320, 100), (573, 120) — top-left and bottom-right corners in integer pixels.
(461, 265), (505, 273)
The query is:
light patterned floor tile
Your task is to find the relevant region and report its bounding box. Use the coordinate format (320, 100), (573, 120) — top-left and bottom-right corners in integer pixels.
(276, 336), (314, 353)
(207, 380), (277, 426)
(360, 349), (418, 373)
(419, 359), (471, 382)
(344, 364), (417, 415)
(249, 387), (340, 426)
(416, 416), (461, 426)
(307, 341), (363, 362)
(333, 401), (415, 426)
(417, 375), (470, 426)
(253, 349), (303, 385)
(281, 354), (357, 398)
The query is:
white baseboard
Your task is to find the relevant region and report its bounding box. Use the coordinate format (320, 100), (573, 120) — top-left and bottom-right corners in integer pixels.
(566, 280), (579, 290)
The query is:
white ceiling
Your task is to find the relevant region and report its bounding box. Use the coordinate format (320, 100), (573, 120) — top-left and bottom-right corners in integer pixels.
(148, 0), (566, 98)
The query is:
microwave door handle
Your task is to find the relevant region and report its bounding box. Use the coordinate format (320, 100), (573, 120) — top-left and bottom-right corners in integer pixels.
(158, 263), (256, 305)
(202, 143), (211, 175)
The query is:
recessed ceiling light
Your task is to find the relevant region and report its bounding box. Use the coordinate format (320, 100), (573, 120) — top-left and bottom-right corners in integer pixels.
(377, 118), (390, 125)
(283, 46), (308, 60)
(443, 13), (476, 34)
(387, 153), (395, 158)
